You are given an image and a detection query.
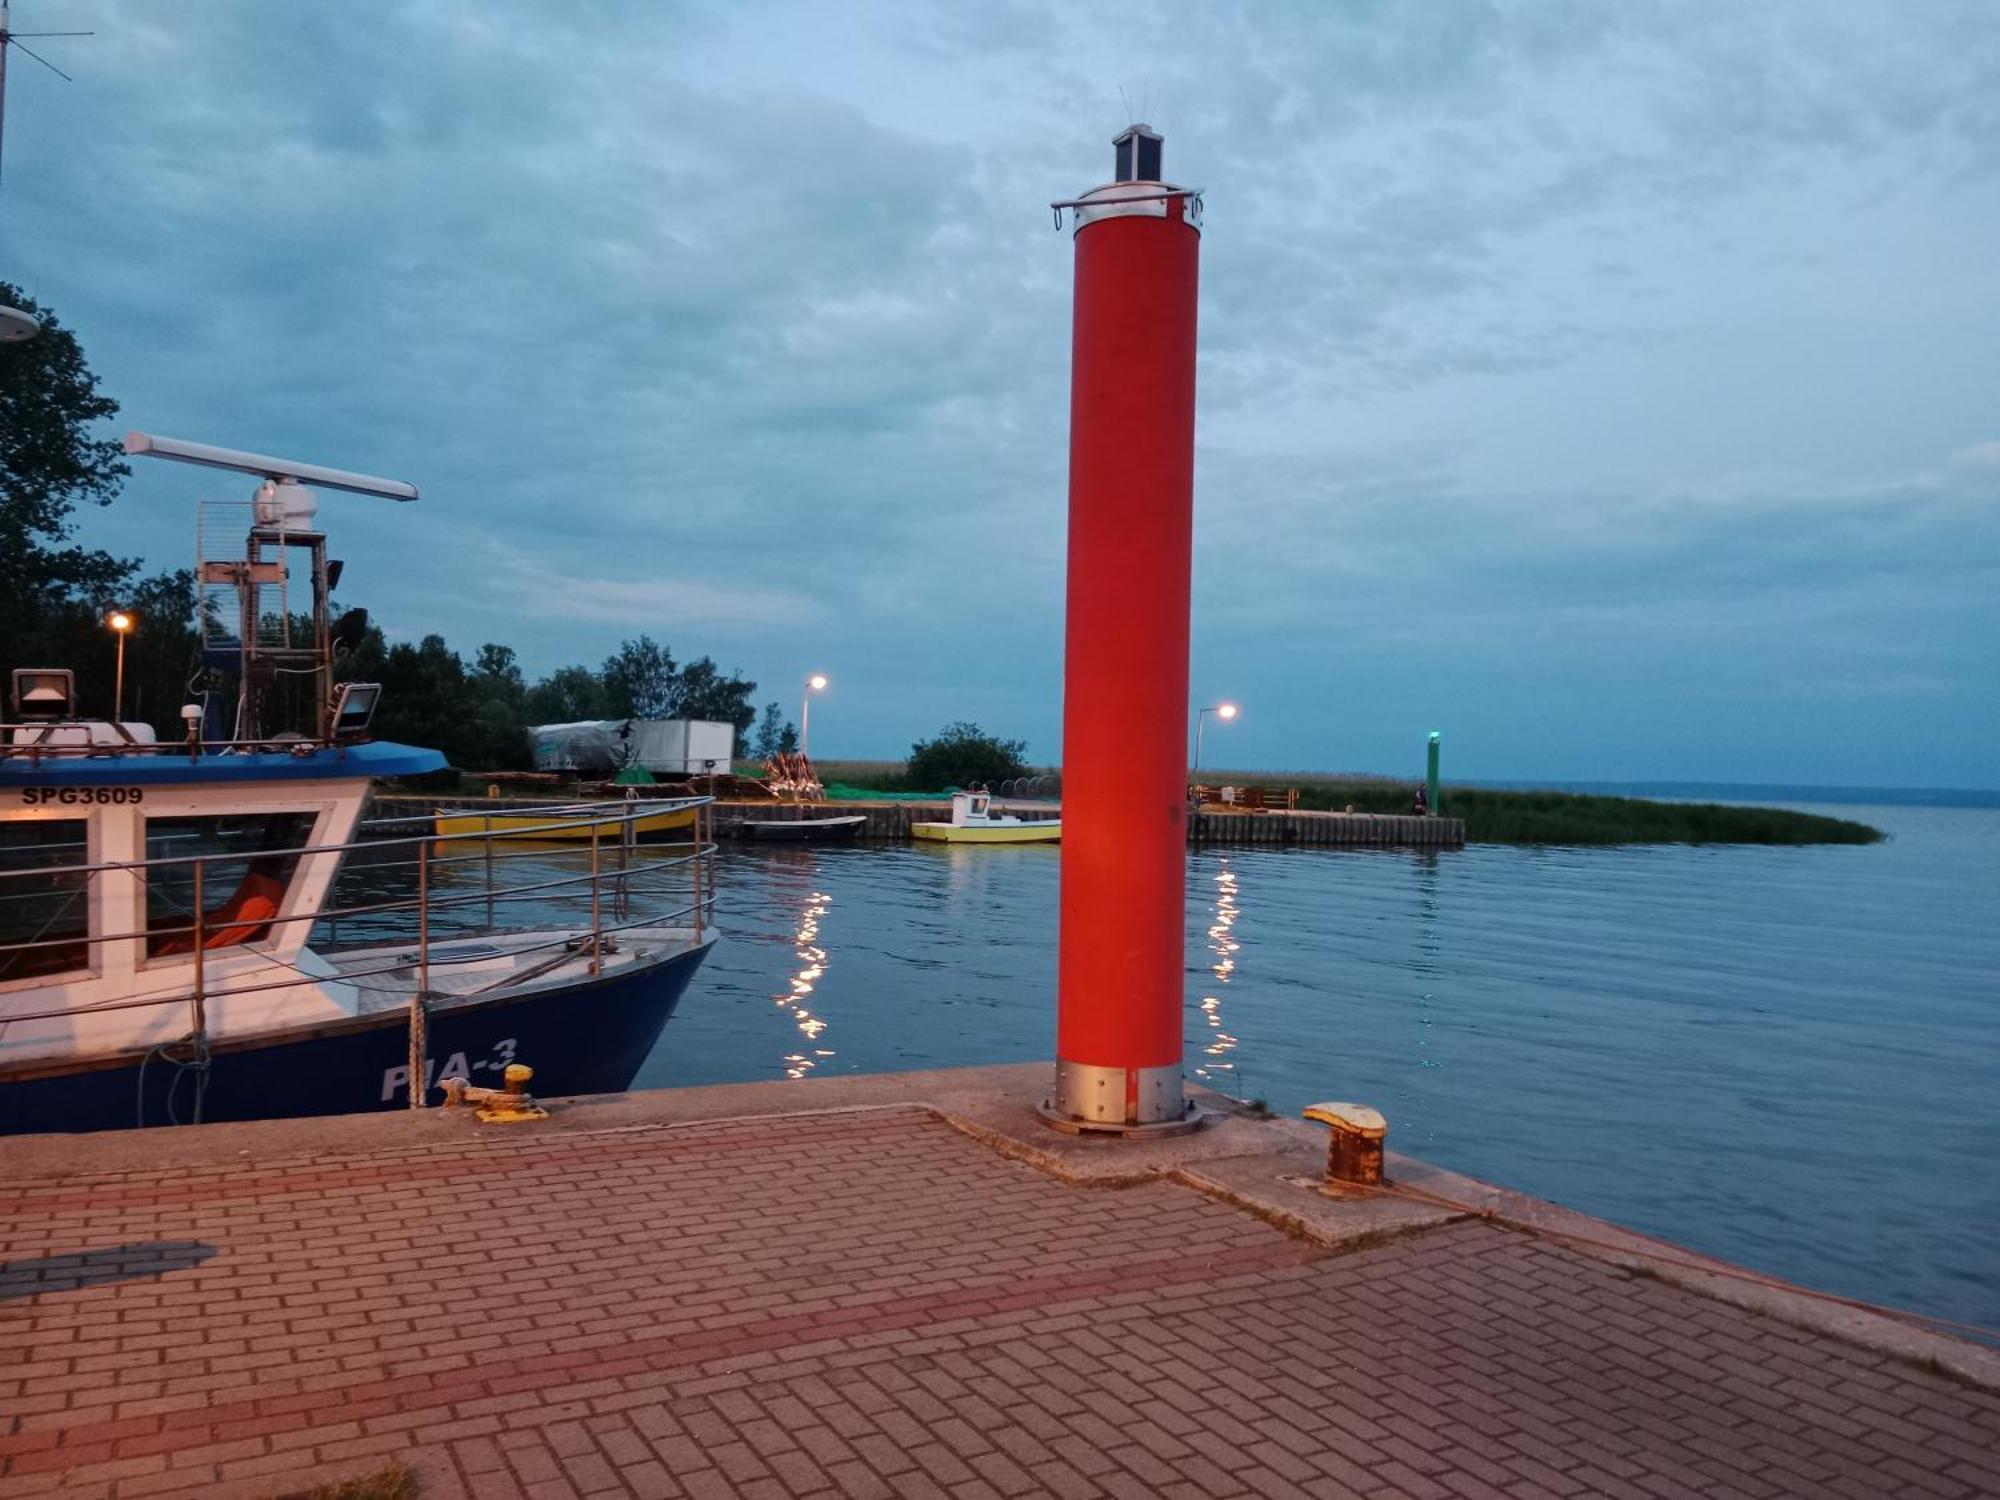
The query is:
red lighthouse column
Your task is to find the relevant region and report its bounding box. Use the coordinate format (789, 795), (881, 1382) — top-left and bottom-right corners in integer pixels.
(1050, 125), (1202, 1132)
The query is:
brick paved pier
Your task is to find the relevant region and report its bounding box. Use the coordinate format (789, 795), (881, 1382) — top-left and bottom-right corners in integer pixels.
(2, 1065), (1995, 1499)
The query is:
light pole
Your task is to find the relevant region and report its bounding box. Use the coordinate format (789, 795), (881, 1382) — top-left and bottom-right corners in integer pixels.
(1193, 701), (1237, 774)
(801, 674), (827, 759)
(107, 610), (135, 721)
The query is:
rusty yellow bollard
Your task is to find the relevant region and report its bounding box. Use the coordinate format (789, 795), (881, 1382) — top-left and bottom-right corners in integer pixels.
(440, 1063), (549, 1124)
(1302, 1101), (1387, 1190)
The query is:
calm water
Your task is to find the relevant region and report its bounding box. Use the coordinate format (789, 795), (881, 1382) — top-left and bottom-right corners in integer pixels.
(632, 804), (1999, 1333)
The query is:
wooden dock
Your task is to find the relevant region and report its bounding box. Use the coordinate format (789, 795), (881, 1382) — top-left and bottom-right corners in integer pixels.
(375, 795), (1466, 848)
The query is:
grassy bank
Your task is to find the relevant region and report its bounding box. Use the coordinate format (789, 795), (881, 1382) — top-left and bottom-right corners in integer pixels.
(811, 759), (924, 796)
(812, 761), (1884, 845)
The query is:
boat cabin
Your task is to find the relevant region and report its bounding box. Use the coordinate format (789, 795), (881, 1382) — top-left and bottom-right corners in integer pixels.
(949, 790), (1000, 826)
(0, 689), (443, 1066)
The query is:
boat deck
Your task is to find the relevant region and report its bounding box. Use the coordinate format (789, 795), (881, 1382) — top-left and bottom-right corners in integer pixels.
(324, 925), (705, 1014)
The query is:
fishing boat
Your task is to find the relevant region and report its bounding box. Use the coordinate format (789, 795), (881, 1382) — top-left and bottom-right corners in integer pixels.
(434, 801), (698, 843)
(0, 434), (716, 1135)
(911, 790), (1061, 844)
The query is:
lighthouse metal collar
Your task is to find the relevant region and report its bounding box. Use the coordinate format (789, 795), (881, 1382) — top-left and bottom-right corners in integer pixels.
(1050, 121), (1203, 232)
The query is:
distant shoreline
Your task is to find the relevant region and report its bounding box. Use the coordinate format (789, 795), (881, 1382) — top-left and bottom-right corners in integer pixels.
(807, 763), (1888, 846)
(1447, 780), (1996, 811)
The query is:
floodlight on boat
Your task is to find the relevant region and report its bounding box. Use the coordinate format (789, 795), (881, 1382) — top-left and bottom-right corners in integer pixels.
(330, 681), (383, 740)
(10, 668), (75, 720)
(122, 432), (419, 502)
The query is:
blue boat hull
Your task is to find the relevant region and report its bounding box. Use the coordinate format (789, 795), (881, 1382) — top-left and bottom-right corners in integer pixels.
(0, 940), (712, 1136)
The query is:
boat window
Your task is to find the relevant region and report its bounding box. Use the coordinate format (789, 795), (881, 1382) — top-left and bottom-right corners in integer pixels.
(0, 820), (93, 982)
(145, 813), (316, 958)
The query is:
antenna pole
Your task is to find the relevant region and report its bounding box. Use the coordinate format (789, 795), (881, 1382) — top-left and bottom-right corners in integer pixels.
(0, 4), (92, 194)
(1, 4), (13, 194)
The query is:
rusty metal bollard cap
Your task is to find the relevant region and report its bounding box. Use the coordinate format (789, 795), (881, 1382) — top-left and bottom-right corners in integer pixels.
(1302, 1101), (1387, 1138)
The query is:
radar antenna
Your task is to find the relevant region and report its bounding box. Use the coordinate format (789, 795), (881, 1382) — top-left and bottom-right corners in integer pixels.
(125, 432), (420, 744)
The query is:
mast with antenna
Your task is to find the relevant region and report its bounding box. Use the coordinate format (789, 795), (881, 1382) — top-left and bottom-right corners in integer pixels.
(0, 3), (91, 341)
(0, 2), (91, 190)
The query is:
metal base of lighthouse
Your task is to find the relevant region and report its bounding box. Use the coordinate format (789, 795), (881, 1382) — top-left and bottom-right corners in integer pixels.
(1038, 1061), (1206, 1137)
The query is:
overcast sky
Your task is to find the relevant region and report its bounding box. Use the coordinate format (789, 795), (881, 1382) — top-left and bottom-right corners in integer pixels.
(7, 1), (1995, 783)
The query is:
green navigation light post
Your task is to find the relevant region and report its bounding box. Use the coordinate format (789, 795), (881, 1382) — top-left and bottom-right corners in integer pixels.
(1426, 731), (1441, 816)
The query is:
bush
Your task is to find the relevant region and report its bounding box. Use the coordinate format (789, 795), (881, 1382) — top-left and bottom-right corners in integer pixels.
(906, 722), (1030, 791)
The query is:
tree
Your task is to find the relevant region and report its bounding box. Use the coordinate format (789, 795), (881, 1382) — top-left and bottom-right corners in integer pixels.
(471, 643), (524, 696)
(673, 655), (759, 751)
(907, 722), (1031, 790)
(0, 283), (205, 732)
(525, 665), (610, 723)
(750, 701), (799, 759)
(601, 636), (677, 719)
(463, 643), (531, 770)
(0, 281), (132, 635)
(373, 634), (469, 759)
(593, 637), (758, 750)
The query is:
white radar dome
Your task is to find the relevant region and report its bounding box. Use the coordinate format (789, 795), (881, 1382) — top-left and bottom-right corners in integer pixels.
(253, 479), (319, 528)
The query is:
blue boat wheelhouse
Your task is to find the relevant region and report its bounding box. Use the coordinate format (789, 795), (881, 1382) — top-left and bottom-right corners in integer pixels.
(0, 433), (715, 1135)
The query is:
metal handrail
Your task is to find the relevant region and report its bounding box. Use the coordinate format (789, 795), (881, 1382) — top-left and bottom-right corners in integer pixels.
(0, 727), (351, 760)
(0, 798), (713, 883)
(0, 798), (719, 1029)
(0, 851), (705, 955)
(0, 884), (716, 1025)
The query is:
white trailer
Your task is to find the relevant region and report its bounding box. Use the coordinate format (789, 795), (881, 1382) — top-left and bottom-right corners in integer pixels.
(528, 719), (736, 777)
(628, 720), (736, 776)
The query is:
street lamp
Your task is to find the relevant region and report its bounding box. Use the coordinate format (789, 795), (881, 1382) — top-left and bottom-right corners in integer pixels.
(1193, 701), (1238, 774)
(801, 674), (828, 759)
(106, 610), (135, 721)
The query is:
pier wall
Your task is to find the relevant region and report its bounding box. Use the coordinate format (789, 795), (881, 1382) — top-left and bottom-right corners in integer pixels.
(373, 795), (1467, 848)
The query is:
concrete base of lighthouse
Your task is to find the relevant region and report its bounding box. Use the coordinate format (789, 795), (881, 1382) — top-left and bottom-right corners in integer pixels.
(1038, 1059), (1208, 1137)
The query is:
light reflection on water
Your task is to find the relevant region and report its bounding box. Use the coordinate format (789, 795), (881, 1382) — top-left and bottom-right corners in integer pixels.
(1191, 860), (1240, 1094)
(779, 890), (833, 1078)
(630, 805), (1998, 1334)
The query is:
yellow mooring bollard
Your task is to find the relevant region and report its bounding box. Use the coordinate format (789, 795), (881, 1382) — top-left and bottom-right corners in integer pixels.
(440, 1062), (550, 1124)
(1302, 1101), (1387, 1191)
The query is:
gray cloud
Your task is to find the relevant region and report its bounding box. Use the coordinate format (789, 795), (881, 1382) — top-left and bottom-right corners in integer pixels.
(6, 0), (1994, 782)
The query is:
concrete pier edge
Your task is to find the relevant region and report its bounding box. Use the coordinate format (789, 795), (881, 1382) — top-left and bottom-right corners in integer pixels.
(6, 1062), (1992, 1395)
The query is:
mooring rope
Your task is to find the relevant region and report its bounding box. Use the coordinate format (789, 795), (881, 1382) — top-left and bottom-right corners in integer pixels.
(135, 1032), (211, 1128)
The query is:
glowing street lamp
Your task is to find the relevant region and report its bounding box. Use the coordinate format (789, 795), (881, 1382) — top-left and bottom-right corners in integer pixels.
(801, 674), (828, 759)
(106, 609), (135, 721)
(1193, 701), (1237, 774)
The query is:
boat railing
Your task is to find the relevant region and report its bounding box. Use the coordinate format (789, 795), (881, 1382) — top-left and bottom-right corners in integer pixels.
(0, 800), (718, 1053)
(0, 727), (376, 762)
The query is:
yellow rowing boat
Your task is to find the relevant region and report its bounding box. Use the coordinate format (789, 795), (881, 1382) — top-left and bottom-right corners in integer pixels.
(910, 791), (1060, 845)
(911, 820), (1061, 844)
(433, 804), (698, 843)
